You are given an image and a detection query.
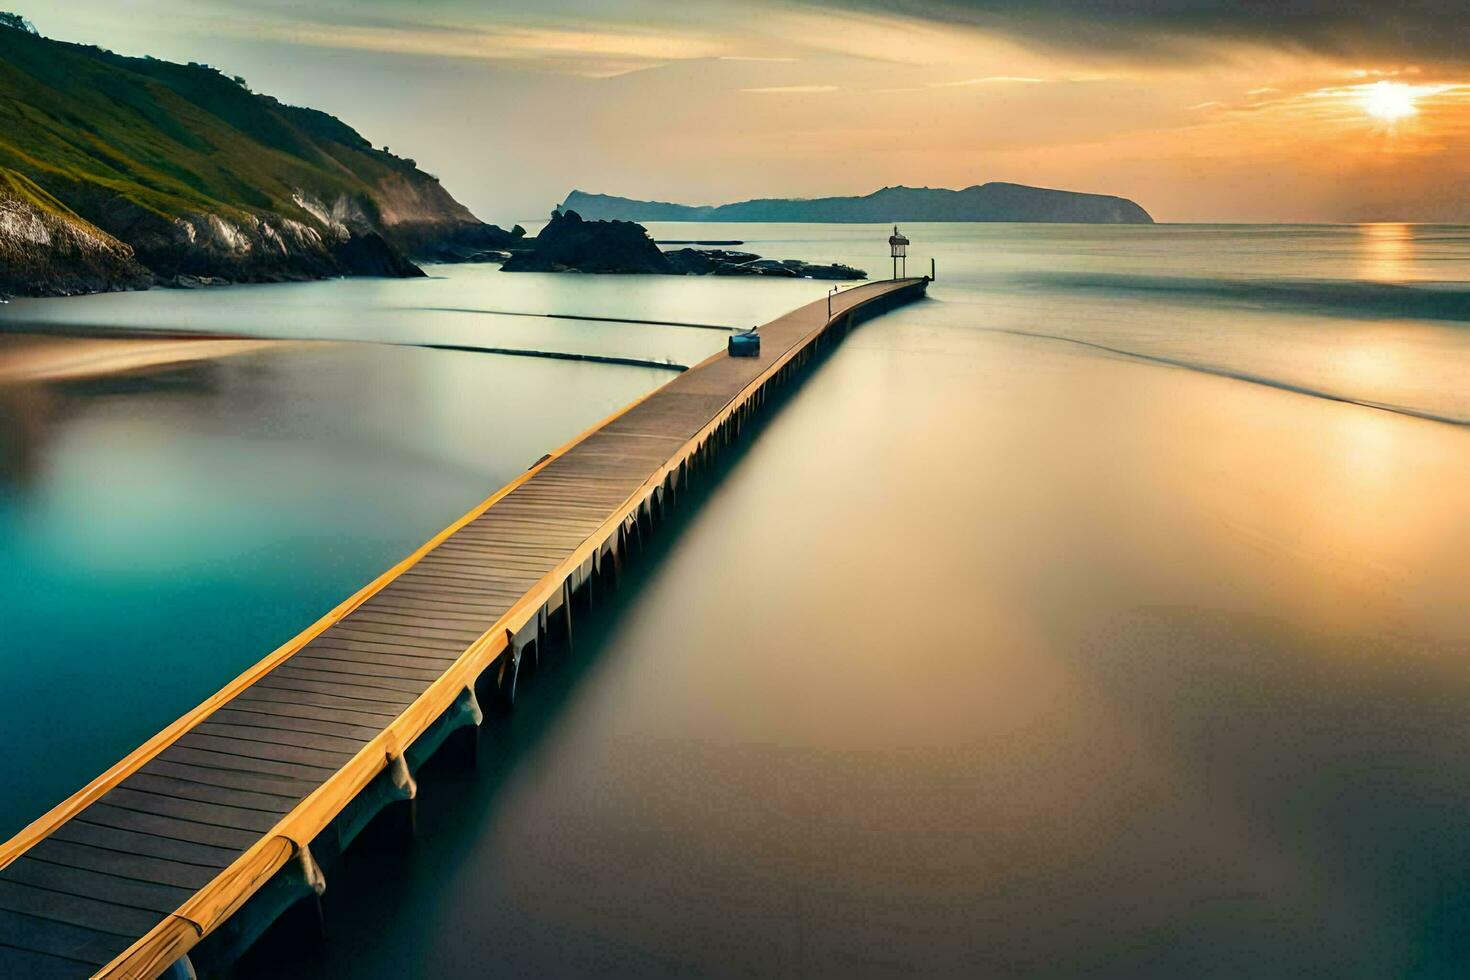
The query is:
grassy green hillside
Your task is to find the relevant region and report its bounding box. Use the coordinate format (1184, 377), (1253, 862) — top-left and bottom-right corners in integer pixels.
(0, 13), (512, 292)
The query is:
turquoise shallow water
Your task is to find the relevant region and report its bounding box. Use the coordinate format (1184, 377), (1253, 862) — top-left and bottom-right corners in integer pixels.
(0, 341), (667, 838)
(4, 223), (1470, 975)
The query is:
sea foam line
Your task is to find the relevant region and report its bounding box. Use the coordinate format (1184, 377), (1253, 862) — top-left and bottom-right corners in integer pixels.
(402, 306), (735, 331)
(412, 342), (686, 371)
(989, 328), (1469, 426)
(1032, 272), (1470, 324)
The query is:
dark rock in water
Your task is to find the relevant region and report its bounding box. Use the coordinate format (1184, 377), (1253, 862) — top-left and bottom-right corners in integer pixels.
(502, 211), (864, 280)
(810, 265), (863, 280)
(740, 260), (798, 278)
(663, 248), (759, 274)
(163, 273), (230, 289)
(501, 209), (672, 274)
(417, 243), (513, 263)
(411, 222), (524, 264)
(331, 232), (426, 278)
(665, 248), (863, 280)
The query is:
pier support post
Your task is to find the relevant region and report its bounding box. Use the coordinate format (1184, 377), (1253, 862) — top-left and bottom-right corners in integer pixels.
(388, 752), (417, 801)
(297, 844), (327, 899)
(290, 844), (328, 942)
(493, 642), (520, 712)
(558, 579), (575, 654)
(634, 501), (650, 555)
(594, 539), (613, 602)
(495, 616), (539, 711)
(385, 753), (418, 839)
(442, 685), (483, 768)
(578, 556), (596, 612)
(161, 955), (198, 980)
(530, 606), (549, 671)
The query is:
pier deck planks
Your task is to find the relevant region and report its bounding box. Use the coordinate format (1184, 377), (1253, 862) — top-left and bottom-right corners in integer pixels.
(0, 278), (926, 978)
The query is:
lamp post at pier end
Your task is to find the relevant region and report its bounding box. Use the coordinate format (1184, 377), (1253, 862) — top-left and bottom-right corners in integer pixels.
(888, 225), (909, 279)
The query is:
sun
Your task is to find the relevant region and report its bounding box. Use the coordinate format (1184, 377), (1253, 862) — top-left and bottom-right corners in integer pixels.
(1361, 81), (1418, 121)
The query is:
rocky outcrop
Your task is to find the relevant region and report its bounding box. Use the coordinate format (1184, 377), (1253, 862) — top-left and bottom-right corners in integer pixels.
(413, 222), (524, 263)
(663, 248), (863, 279)
(501, 210), (670, 274)
(564, 182), (1155, 224)
(0, 18), (518, 296)
(332, 232), (428, 279)
(501, 210), (865, 280)
(0, 169), (151, 298)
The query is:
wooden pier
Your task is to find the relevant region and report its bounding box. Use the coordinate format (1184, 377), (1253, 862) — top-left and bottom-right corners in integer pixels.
(0, 276), (928, 979)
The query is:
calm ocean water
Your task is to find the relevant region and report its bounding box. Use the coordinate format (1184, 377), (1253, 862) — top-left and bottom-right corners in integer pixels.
(3, 223), (1470, 976)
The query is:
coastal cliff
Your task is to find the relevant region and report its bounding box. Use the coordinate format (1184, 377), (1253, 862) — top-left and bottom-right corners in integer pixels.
(0, 169), (152, 296)
(563, 182), (1154, 224)
(0, 13), (516, 297)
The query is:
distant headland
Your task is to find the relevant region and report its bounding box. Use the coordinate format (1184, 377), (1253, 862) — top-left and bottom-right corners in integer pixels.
(562, 184), (1154, 225)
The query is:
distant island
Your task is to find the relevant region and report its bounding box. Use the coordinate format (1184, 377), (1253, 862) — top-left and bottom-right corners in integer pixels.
(563, 183), (1154, 225)
(0, 13), (519, 298)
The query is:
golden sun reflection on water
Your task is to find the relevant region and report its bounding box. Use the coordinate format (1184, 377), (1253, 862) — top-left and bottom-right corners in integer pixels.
(1331, 334), (1407, 394)
(1357, 222), (1413, 282)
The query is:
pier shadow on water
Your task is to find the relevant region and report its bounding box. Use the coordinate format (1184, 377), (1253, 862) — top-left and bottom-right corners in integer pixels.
(234, 287), (1470, 978)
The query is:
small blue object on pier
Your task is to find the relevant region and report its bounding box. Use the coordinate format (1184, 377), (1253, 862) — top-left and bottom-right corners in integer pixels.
(728, 329), (760, 357)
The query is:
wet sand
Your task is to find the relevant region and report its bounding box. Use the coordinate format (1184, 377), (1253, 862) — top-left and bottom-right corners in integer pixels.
(0, 331), (319, 384)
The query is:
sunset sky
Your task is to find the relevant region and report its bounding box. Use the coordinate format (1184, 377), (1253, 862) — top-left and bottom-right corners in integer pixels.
(30, 0), (1470, 224)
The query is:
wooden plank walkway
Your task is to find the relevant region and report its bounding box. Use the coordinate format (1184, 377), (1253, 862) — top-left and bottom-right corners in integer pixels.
(0, 276), (927, 979)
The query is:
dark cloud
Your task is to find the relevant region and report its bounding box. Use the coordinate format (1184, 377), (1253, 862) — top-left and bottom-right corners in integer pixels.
(801, 1), (1470, 64)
